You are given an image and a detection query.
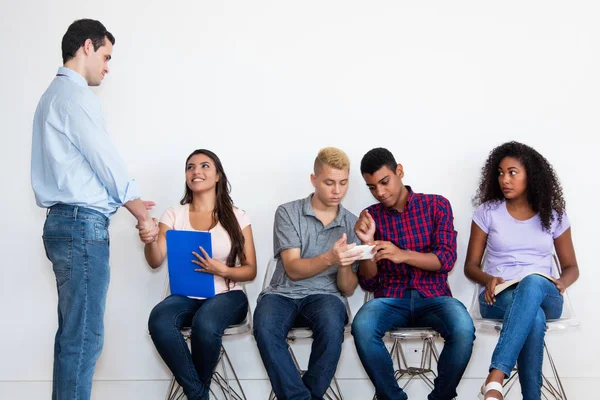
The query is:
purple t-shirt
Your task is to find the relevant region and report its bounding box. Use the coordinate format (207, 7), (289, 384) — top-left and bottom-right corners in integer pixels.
(473, 201), (570, 281)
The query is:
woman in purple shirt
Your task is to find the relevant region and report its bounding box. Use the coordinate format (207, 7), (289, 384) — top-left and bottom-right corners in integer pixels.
(464, 141), (579, 400)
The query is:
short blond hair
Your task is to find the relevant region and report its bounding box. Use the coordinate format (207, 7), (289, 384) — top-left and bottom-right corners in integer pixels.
(314, 147), (350, 174)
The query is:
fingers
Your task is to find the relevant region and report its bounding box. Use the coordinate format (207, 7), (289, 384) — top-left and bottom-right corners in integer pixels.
(339, 253), (363, 266)
(335, 233), (348, 247)
(366, 211), (374, 223)
(373, 250), (389, 263)
(142, 200), (156, 210)
(484, 289), (494, 305)
(191, 251), (205, 262)
(198, 246), (211, 259)
(373, 241), (386, 252)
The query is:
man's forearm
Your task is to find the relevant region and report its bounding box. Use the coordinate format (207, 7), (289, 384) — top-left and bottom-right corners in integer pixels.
(336, 266), (358, 296)
(403, 250), (442, 271)
(284, 253), (333, 281)
(358, 259), (378, 279)
(124, 198), (151, 224)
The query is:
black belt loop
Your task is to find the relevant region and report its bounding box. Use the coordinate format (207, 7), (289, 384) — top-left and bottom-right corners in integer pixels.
(46, 208), (50, 217)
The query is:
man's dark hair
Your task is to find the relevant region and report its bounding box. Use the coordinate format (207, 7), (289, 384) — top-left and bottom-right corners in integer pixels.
(360, 147), (398, 175)
(62, 19), (115, 64)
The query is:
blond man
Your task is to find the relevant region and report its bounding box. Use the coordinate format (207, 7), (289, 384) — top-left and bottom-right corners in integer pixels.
(254, 147), (362, 400)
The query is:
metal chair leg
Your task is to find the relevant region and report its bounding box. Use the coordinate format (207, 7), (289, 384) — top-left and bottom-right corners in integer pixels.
(543, 341), (567, 400)
(372, 336), (445, 400)
(167, 345), (247, 400)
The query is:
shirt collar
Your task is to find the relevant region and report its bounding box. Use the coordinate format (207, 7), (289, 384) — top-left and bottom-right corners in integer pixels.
(384, 185), (415, 214)
(56, 67), (88, 88)
(302, 193), (346, 227)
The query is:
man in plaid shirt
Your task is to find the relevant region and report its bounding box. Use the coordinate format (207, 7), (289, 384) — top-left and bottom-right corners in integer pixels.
(351, 148), (475, 400)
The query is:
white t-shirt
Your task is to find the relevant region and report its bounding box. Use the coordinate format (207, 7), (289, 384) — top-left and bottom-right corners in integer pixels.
(160, 203), (250, 297)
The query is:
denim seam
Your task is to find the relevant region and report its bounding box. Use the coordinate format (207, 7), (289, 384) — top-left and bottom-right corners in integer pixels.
(195, 294), (247, 386)
(489, 361), (513, 378)
(299, 297), (345, 341)
(492, 279), (557, 378)
(74, 234), (88, 399)
(172, 307), (205, 396)
(220, 295), (248, 328)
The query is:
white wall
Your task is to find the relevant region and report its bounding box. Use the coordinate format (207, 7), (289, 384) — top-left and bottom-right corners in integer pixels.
(1, 1), (599, 398)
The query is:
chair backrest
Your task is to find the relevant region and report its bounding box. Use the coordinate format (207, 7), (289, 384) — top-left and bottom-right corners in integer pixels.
(261, 257), (279, 291)
(467, 251), (579, 332)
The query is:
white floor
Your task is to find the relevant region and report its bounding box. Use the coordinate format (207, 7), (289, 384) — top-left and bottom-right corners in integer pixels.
(1, 377), (598, 399)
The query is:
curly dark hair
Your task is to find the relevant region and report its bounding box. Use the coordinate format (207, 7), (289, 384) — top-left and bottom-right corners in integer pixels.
(473, 141), (565, 231)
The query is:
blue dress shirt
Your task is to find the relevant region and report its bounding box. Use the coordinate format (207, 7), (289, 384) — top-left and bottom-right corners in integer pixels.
(31, 67), (140, 216)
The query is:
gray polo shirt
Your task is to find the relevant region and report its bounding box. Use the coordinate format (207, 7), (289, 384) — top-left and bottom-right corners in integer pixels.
(260, 194), (360, 302)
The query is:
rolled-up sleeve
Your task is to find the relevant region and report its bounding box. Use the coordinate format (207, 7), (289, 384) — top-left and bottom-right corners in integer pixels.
(358, 268), (380, 292)
(273, 206), (301, 257)
(432, 197), (457, 273)
(65, 94), (140, 206)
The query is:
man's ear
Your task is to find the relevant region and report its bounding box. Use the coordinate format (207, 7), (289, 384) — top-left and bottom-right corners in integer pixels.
(396, 164), (404, 179)
(82, 38), (94, 56)
(310, 173), (316, 188)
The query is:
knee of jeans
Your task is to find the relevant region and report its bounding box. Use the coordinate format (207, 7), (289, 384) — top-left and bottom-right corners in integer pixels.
(148, 304), (167, 336)
(253, 315), (282, 345)
(314, 319), (345, 342)
(518, 274), (549, 292)
(351, 314), (379, 342)
(191, 316), (222, 342)
(532, 309), (547, 334)
(446, 318), (476, 346)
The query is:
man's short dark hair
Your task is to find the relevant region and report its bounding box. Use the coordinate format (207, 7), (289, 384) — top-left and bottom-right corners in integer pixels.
(62, 19), (115, 64)
(360, 147), (397, 175)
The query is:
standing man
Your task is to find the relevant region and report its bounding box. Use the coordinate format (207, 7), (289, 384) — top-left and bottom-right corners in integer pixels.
(351, 147), (475, 400)
(31, 19), (158, 400)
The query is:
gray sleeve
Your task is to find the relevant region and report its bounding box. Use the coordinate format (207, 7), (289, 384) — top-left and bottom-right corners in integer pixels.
(273, 205), (301, 257)
(347, 214), (361, 273)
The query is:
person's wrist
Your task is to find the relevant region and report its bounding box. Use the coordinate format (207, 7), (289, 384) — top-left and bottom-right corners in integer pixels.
(323, 251), (335, 267)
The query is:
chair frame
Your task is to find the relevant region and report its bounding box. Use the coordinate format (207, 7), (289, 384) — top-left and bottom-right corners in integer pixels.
(468, 252), (579, 400)
(362, 292), (443, 400)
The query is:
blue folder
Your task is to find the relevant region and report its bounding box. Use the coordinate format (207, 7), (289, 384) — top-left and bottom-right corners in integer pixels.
(166, 230), (215, 298)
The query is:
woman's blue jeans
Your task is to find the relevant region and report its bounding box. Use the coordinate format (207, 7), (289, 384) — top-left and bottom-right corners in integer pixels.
(148, 291), (248, 400)
(480, 274), (564, 400)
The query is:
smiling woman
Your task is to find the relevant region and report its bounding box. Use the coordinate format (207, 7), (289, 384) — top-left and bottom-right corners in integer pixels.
(142, 149), (258, 400)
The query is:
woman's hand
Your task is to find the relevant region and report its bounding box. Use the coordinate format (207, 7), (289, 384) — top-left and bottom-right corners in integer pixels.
(484, 276), (505, 305)
(553, 277), (567, 295)
(192, 247), (230, 278)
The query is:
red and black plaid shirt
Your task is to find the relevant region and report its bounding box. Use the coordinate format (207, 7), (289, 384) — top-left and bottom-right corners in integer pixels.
(358, 186), (457, 298)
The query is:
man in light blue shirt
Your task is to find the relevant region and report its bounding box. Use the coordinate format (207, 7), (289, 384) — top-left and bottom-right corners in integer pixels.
(31, 19), (158, 400)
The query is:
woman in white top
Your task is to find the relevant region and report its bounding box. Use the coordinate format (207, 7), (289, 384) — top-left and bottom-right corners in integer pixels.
(145, 149), (257, 400)
(464, 141), (579, 400)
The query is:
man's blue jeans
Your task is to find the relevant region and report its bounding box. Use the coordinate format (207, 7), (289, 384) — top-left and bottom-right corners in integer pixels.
(480, 274), (563, 400)
(352, 290), (475, 400)
(148, 291), (248, 400)
(253, 294), (347, 400)
(43, 204), (111, 400)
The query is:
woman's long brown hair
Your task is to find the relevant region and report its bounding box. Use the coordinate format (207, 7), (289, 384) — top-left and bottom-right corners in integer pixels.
(180, 149), (246, 287)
